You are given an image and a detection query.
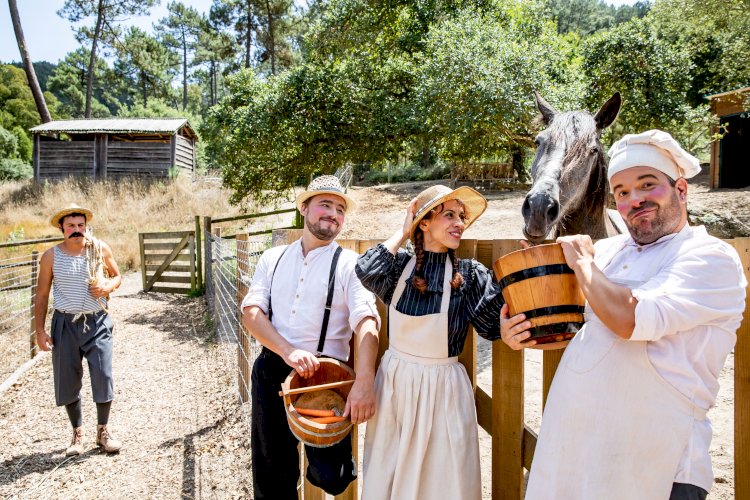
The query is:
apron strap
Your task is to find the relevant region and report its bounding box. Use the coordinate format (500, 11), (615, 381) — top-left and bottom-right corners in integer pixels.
(317, 246), (343, 356)
(267, 244), (291, 322)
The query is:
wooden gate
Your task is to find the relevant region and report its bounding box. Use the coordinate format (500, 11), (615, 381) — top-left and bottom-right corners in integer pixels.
(139, 231), (197, 294)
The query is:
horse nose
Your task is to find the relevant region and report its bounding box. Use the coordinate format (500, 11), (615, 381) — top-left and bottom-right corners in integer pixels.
(546, 198), (560, 224)
(523, 193), (560, 225)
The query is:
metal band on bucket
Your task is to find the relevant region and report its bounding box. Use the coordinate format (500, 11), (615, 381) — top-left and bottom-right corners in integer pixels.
(499, 263), (575, 289)
(517, 304), (585, 320)
(286, 411), (352, 448)
(527, 321), (584, 340)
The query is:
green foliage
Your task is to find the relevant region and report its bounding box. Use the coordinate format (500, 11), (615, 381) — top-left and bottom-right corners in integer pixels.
(581, 17), (694, 140)
(546, 0), (649, 36)
(0, 126), (18, 158)
(0, 158), (33, 181)
(10, 61), (57, 91)
(47, 49), (119, 117)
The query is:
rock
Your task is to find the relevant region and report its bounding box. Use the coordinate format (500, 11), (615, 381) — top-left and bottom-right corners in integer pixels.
(688, 207), (750, 239)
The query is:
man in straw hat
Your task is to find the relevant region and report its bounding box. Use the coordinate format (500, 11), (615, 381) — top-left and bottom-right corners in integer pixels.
(241, 175), (380, 498)
(501, 130), (746, 499)
(34, 204), (123, 455)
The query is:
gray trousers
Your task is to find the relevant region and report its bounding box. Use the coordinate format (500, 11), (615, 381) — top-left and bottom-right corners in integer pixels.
(51, 310), (114, 406)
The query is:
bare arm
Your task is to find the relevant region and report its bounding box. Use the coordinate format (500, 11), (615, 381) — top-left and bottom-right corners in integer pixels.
(557, 235), (636, 339)
(344, 316), (379, 424)
(34, 249), (54, 351)
(241, 305), (320, 378)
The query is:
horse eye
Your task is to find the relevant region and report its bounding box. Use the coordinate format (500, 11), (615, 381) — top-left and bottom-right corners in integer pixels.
(534, 137), (541, 146)
(590, 147), (599, 155)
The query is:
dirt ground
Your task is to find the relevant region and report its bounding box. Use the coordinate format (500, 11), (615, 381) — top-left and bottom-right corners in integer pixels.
(1, 173), (747, 498)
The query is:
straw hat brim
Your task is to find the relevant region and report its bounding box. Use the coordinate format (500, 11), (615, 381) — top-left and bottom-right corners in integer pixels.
(50, 207), (94, 228)
(295, 189), (357, 213)
(409, 186), (487, 239)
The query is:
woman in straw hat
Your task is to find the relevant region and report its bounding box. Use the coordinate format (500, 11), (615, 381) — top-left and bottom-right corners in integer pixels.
(355, 185), (504, 499)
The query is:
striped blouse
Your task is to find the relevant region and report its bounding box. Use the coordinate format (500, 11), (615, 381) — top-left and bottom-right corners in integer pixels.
(355, 243), (503, 356)
(52, 246), (106, 313)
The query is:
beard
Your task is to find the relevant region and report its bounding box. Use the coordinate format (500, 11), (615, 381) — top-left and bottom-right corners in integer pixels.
(306, 217), (340, 241)
(626, 189), (683, 245)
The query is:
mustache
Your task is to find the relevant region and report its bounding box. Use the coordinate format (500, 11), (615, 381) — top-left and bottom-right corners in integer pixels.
(68, 232), (84, 238)
(628, 201), (657, 219)
(320, 217), (339, 225)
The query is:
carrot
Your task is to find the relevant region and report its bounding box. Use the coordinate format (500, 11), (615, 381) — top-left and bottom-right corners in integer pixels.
(308, 416), (346, 424)
(295, 407), (336, 417)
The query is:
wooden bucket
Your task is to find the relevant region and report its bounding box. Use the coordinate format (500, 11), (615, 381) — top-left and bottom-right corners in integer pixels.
(280, 358), (355, 448)
(493, 243), (585, 344)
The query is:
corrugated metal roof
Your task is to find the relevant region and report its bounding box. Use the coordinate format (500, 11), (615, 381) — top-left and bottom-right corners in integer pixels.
(705, 86), (750, 99)
(30, 118), (194, 135)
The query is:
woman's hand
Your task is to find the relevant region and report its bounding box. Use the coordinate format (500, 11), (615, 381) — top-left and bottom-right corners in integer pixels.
(500, 304), (537, 350)
(402, 197), (419, 238)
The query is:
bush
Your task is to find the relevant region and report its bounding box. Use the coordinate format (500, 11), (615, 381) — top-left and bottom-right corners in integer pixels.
(0, 158), (33, 181)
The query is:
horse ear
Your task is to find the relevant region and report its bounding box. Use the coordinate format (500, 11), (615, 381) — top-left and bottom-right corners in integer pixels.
(594, 92), (621, 130)
(534, 90), (558, 125)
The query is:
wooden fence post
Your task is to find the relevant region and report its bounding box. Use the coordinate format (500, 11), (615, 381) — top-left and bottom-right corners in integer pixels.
(195, 215), (203, 291)
(204, 216), (213, 315)
(492, 239), (525, 500)
(139, 233), (147, 291)
(29, 251), (38, 358)
(236, 233), (251, 404)
(734, 238), (750, 500)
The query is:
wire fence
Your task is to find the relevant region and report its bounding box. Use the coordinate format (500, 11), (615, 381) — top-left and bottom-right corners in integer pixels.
(205, 231), (272, 410)
(0, 242), (60, 384)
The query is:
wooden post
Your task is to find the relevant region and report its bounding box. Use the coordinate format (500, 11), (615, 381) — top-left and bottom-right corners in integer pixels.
(29, 251), (38, 358)
(492, 239), (525, 500)
(33, 134), (40, 181)
(189, 233), (196, 293)
(734, 238), (750, 500)
(204, 216), (213, 314)
(195, 215), (203, 291)
(542, 350), (564, 408)
(236, 233), (251, 403)
(139, 233), (147, 291)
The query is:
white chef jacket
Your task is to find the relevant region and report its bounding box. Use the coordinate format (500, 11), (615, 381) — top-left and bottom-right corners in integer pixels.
(594, 224), (746, 491)
(242, 239), (380, 362)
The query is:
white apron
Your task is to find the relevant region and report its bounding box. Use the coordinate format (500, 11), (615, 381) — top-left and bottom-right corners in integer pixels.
(525, 237), (707, 500)
(362, 257), (482, 500)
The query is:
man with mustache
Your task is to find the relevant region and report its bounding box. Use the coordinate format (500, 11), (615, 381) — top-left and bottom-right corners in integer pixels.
(34, 204), (122, 456)
(501, 130), (746, 500)
(241, 175), (380, 499)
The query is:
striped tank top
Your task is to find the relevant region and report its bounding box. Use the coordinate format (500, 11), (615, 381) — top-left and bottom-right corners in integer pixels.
(52, 245), (106, 313)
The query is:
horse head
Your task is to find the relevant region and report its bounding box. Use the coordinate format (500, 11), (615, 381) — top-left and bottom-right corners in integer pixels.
(522, 92), (621, 244)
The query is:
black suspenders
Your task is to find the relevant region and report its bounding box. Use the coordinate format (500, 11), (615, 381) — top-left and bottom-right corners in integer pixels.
(267, 244), (343, 357)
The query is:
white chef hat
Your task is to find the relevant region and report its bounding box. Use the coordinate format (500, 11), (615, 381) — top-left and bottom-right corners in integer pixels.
(607, 129), (701, 184)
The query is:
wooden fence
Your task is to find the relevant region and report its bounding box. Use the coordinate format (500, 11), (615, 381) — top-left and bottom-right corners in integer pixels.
(250, 231), (750, 499)
(139, 230), (198, 294)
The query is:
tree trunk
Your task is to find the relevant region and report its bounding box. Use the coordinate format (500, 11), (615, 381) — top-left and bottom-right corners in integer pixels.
(8, 0), (51, 123)
(182, 33), (188, 111)
(210, 61), (216, 106)
(265, 0), (276, 75)
(85, 0), (106, 118)
(141, 70), (148, 107)
(245, 0), (252, 68)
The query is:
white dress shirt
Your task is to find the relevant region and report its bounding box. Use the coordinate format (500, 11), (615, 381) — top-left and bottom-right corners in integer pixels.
(594, 224), (746, 491)
(241, 239), (380, 362)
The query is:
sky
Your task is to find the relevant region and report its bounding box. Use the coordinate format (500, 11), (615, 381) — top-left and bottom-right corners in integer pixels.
(1, 0), (642, 64)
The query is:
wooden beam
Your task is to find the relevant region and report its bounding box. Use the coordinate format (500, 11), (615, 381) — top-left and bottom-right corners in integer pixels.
(733, 237), (750, 500)
(145, 234), (190, 290)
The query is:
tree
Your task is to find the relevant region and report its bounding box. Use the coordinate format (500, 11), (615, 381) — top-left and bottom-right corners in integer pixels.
(206, 0), (583, 204)
(113, 27), (179, 108)
(8, 0), (52, 123)
(47, 49), (120, 117)
(58, 0), (157, 118)
(193, 18), (236, 108)
(155, 2), (204, 111)
(581, 17), (700, 147)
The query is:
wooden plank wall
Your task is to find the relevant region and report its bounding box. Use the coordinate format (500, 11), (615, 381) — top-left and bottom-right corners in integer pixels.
(175, 135), (194, 172)
(107, 141), (172, 178)
(37, 141), (94, 180)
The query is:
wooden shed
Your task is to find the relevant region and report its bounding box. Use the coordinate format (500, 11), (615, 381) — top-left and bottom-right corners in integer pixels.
(29, 118), (198, 181)
(707, 87), (750, 188)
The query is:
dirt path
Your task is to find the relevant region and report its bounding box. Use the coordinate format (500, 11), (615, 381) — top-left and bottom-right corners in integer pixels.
(0, 273), (251, 499)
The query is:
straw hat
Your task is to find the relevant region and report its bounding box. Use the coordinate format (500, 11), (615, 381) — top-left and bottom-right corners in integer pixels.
(50, 203), (94, 228)
(409, 185), (487, 239)
(295, 175), (357, 213)
(608, 129), (701, 183)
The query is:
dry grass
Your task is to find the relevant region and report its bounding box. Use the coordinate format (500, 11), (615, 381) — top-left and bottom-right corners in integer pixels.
(0, 178), (266, 272)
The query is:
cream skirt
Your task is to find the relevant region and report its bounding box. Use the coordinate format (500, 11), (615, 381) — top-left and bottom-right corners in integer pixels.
(361, 348), (482, 500)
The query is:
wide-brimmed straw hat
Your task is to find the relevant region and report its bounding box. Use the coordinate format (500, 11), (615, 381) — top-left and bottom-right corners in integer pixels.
(50, 203), (94, 228)
(295, 175), (357, 213)
(409, 185), (487, 239)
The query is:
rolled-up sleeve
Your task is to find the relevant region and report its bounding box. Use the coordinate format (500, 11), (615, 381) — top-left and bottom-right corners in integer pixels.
(355, 243), (410, 304)
(467, 261), (503, 340)
(631, 243), (746, 341)
(241, 249), (272, 313)
(342, 256), (381, 331)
